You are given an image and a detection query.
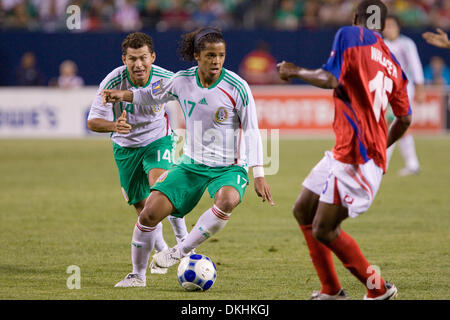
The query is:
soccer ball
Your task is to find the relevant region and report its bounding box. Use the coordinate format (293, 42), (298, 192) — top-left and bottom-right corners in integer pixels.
(177, 254), (217, 291)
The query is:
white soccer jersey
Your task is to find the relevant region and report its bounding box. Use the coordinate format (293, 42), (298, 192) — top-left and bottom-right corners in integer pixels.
(384, 35), (424, 100)
(132, 66), (263, 169)
(88, 64), (174, 147)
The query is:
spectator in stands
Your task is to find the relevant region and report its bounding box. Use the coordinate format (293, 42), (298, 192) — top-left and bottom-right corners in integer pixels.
(192, 0), (217, 28)
(114, 0), (142, 31)
(140, 0), (162, 29)
(32, 0), (70, 32)
(429, 0), (450, 29)
(301, 0), (320, 29)
(158, 0), (192, 31)
(192, 0), (230, 29)
(392, 0), (429, 27)
(318, 0), (354, 27)
(274, 0), (302, 30)
(15, 51), (45, 86)
(56, 60), (84, 89)
(239, 40), (281, 85)
(424, 56), (450, 85)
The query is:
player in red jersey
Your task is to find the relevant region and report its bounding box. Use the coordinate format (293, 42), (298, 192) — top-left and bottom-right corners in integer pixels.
(277, 0), (411, 300)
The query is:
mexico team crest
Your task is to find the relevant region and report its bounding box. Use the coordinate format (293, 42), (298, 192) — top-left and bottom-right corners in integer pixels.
(152, 104), (162, 112)
(215, 107), (228, 123)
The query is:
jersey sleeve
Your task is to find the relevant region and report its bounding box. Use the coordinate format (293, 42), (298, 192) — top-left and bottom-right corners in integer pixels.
(321, 27), (353, 81)
(389, 72), (411, 117)
(237, 82), (264, 168)
(88, 79), (113, 121)
(132, 76), (178, 106)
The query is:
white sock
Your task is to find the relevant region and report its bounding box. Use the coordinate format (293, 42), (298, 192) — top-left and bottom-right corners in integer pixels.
(131, 220), (163, 277)
(178, 205), (230, 256)
(154, 222), (169, 252)
(398, 134), (419, 171)
(386, 142), (396, 171)
(168, 215), (189, 244)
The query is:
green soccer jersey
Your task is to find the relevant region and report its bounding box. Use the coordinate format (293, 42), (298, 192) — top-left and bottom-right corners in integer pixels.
(88, 64), (175, 148)
(132, 67), (263, 169)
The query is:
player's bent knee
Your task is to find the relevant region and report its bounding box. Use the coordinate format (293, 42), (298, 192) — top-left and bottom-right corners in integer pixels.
(215, 198), (238, 213)
(214, 187), (240, 213)
(312, 222), (334, 245)
(293, 198), (314, 225)
(139, 191), (174, 227)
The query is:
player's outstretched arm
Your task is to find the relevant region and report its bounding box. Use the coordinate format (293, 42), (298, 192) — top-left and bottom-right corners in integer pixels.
(101, 89), (134, 105)
(422, 28), (450, 49)
(277, 61), (339, 89)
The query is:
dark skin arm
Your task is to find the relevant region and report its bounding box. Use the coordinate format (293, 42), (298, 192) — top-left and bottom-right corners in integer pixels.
(277, 61), (339, 89)
(387, 114), (412, 148)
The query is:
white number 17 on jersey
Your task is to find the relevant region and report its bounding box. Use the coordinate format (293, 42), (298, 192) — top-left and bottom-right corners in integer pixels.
(369, 71), (393, 122)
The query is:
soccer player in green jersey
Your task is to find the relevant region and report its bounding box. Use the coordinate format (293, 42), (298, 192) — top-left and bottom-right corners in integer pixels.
(102, 27), (273, 270)
(87, 32), (189, 287)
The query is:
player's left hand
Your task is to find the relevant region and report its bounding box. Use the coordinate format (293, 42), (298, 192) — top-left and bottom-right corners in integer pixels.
(254, 177), (274, 206)
(277, 61), (298, 82)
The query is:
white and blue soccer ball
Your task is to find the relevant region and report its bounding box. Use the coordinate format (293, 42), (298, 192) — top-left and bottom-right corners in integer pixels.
(177, 254), (217, 291)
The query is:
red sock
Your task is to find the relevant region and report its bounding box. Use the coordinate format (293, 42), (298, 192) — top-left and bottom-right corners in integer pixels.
(300, 224), (341, 295)
(327, 230), (386, 298)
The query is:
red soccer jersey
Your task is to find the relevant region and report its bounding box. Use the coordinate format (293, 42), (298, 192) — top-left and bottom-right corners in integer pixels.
(322, 26), (411, 172)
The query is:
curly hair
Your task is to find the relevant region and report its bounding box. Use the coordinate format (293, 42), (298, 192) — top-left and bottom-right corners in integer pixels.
(178, 27), (225, 62)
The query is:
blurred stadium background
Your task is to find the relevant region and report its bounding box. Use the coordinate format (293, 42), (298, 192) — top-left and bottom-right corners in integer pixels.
(0, 0), (449, 136)
(0, 0), (449, 300)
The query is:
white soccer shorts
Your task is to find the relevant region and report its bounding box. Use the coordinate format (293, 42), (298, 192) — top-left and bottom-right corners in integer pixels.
(302, 151), (383, 218)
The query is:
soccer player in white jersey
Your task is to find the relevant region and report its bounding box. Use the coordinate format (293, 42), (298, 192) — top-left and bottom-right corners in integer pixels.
(102, 27), (273, 270)
(87, 32), (189, 287)
(383, 15), (424, 176)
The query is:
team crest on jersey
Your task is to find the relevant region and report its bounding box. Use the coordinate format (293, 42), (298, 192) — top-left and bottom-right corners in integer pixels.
(152, 104), (162, 113)
(344, 195), (354, 204)
(156, 171), (168, 183)
(152, 79), (163, 94)
(215, 107), (228, 123)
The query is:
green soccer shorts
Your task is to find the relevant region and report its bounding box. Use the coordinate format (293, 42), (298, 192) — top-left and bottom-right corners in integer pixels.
(113, 135), (175, 205)
(151, 155), (249, 217)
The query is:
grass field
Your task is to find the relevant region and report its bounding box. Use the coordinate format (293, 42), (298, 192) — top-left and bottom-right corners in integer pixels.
(0, 137), (449, 300)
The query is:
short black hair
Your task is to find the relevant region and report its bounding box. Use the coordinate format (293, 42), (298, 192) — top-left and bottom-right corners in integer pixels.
(121, 32), (154, 56)
(355, 0), (388, 32)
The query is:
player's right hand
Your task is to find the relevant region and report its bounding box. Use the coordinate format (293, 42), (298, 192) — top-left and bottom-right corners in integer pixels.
(277, 61), (298, 82)
(115, 110), (131, 134)
(101, 89), (125, 105)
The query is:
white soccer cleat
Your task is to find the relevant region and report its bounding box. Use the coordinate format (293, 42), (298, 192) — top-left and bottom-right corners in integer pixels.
(398, 167), (419, 176)
(364, 282), (398, 300)
(150, 258), (168, 274)
(114, 273), (146, 287)
(153, 247), (183, 268)
(310, 288), (349, 300)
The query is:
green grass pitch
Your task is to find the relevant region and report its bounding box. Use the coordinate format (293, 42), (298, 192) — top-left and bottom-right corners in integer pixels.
(0, 137), (448, 300)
